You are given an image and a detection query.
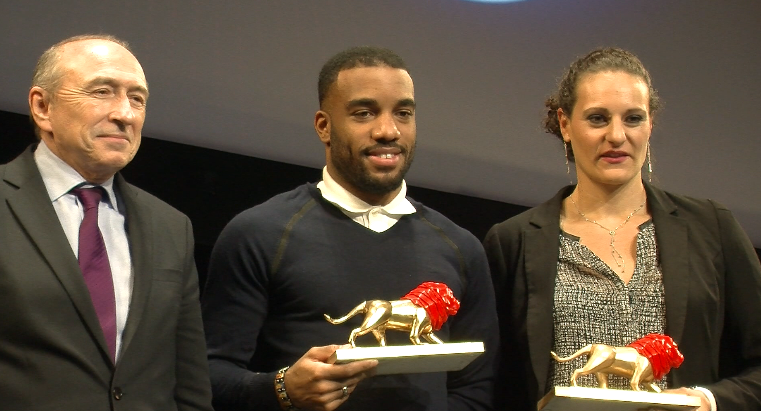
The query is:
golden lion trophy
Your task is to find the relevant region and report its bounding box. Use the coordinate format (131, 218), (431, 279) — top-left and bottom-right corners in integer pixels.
(324, 282), (484, 375)
(538, 334), (701, 411)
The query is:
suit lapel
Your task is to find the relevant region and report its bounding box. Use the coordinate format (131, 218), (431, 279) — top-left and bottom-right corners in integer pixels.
(115, 175), (154, 358)
(525, 186), (570, 396)
(646, 184), (690, 345)
(3, 148), (112, 360)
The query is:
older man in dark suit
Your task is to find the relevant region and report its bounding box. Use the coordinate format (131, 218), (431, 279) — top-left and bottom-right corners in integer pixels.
(0, 34), (212, 410)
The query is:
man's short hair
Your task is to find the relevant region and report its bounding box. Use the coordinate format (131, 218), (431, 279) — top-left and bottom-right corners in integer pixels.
(318, 46), (409, 106)
(32, 34), (131, 92)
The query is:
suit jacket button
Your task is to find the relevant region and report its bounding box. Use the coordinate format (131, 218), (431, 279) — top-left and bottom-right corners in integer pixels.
(112, 387), (123, 400)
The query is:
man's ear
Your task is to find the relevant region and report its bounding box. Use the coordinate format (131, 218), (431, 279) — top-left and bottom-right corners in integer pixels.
(314, 110), (331, 145)
(29, 86), (53, 133)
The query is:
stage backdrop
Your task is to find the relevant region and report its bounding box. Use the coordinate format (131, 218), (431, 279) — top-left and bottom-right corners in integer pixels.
(1, 110), (531, 291)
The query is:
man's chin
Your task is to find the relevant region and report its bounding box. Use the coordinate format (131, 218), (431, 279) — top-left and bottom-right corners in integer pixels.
(361, 175), (404, 195)
(95, 153), (134, 173)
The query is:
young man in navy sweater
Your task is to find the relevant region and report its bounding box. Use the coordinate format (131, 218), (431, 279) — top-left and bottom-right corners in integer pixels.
(202, 46), (498, 411)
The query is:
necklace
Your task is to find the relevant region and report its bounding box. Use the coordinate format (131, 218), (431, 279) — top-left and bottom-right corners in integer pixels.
(569, 195), (646, 275)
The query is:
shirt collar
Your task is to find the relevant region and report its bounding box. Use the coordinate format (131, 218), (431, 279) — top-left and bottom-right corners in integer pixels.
(34, 140), (118, 209)
(316, 167), (416, 215)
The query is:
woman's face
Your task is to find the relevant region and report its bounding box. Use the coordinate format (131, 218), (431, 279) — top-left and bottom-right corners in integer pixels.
(559, 70), (652, 188)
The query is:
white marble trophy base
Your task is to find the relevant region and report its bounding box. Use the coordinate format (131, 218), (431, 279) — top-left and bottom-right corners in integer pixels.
(328, 341), (484, 375)
(538, 386), (701, 411)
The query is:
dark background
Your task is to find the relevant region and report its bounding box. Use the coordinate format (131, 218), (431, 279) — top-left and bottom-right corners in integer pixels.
(4, 110), (759, 289)
(2, 1), (760, 249)
(1, 110), (532, 290)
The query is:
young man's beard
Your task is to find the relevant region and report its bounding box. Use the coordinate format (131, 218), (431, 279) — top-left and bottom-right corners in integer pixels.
(329, 133), (415, 196)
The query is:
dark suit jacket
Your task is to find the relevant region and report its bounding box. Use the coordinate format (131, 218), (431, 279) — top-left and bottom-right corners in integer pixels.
(483, 183), (761, 411)
(0, 146), (213, 411)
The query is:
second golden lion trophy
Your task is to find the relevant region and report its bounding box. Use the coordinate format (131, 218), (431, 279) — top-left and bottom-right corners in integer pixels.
(538, 334), (701, 410)
(323, 281), (484, 375)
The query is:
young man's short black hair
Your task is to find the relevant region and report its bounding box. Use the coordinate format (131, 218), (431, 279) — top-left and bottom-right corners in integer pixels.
(318, 46), (409, 106)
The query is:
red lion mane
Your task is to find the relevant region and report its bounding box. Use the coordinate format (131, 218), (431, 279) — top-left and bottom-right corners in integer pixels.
(401, 282), (460, 331)
(627, 333), (685, 380)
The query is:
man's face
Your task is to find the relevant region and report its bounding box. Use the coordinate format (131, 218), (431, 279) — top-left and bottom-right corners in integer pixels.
(315, 66), (416, 205)
(31, 39), (148, 183)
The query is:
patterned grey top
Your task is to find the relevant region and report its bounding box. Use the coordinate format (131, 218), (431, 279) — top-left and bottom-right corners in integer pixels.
(549, 221), (668, 391)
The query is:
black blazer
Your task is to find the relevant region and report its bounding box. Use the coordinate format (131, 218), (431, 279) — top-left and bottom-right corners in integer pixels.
(0, 146), (213, 411)
(483, 183), (761, 411)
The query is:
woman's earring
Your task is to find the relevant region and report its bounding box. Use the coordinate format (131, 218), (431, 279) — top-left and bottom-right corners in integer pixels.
(647, 142), (653, 183)
(564, 141), (574, 185)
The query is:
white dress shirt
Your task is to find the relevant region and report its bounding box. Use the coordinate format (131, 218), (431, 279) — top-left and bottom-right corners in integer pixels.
(34, 141), (133, 361)
(316, 167), (416, 232)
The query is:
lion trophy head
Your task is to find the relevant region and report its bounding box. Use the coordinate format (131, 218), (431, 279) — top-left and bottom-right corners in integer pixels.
(628, 333), (685, 380)
(401, 282), (460, 330)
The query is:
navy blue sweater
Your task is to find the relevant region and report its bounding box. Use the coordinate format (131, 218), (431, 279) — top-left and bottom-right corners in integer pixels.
(203, 183), (498, 411)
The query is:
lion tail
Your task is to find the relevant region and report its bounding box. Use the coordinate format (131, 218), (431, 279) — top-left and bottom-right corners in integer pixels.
(551, 344), (593, 362)
(324, 302), (368, 324)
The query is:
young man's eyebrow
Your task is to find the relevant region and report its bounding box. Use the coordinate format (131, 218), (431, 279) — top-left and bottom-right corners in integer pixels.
(345, 98), (379, 109)
(397, 98), (416, 109)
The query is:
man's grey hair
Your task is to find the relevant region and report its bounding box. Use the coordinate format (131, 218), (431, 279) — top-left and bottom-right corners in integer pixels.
(32, 34), (132, 93)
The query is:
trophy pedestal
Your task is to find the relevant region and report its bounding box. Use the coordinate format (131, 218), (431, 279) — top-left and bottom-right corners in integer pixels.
(538, 386), (701, 411)
(328, 341), (484, 375)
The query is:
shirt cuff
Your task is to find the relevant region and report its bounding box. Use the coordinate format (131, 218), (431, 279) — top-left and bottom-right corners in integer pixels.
(692, 386), (717, 411)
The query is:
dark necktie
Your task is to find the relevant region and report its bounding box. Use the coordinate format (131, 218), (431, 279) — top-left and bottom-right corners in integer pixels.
(72, 187), (116, 362)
